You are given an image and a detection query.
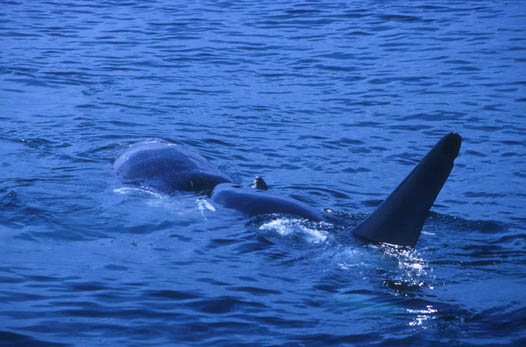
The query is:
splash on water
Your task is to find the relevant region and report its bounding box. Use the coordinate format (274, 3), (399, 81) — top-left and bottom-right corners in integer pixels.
(259, 218), (330, 244)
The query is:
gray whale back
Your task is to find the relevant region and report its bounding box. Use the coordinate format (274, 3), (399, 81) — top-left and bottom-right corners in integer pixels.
(114, 139), (232, 192)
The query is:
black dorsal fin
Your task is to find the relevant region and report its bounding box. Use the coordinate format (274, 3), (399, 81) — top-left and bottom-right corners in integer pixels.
(352, 133), (462, 247)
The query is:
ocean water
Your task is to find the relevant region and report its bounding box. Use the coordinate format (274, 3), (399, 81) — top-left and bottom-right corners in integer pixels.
(1, 0), (525, 345)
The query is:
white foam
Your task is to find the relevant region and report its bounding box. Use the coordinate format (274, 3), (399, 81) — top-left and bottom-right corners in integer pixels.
(197, 199), (216, 220)
(113, 187), (164, 199)
(259, 218), (329, 243)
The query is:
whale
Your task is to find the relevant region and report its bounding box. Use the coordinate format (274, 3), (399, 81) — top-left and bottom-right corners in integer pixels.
(210, 183), (325, 222)
(114, 139), (232, 193)
(114, 133), (462, 247)
(209, 133), (461, 247)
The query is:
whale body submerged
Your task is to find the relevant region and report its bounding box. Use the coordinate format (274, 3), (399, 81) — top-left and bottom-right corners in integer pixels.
(114, 133), (462, 247)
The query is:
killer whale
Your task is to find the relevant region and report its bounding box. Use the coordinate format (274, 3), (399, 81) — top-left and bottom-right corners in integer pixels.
(114, 139), (232, 193)
(114, 133), (462, 247)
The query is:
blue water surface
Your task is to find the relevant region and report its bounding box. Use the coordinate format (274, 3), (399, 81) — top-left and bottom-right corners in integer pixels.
(1, 0), (525, 345)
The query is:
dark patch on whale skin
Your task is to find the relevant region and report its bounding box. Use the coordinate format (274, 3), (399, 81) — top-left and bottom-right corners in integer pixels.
(210, 183), (325, 222)
(114, 139), (232, 193)
(251, 176), (268, 190)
